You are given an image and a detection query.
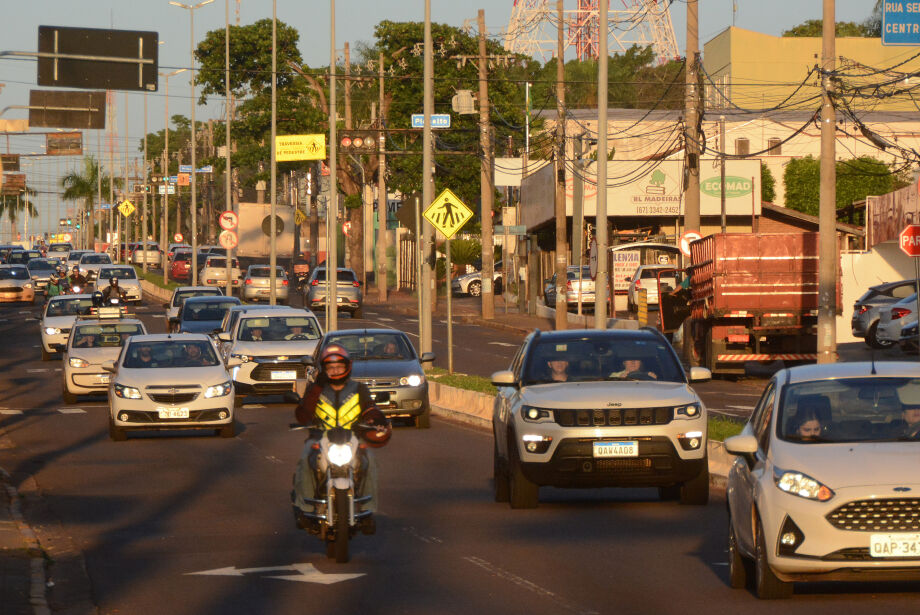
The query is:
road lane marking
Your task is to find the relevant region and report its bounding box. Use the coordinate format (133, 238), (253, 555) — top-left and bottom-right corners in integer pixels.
(58, 408), (86, 414)
(376, 317), (394, 322)
(0, 409), (23, 415)
(726, 405), (755, 410)
(402, 525), (443, 544)
(488, 342), (517, 347)
(186, 563), (364, 584)
(27, 369), (48, 373)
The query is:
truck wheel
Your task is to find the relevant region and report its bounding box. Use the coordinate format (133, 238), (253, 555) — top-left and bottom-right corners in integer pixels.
(867, 322), (894, 349)
(468, 280), (482, 297)
(680, 464), (709, 505)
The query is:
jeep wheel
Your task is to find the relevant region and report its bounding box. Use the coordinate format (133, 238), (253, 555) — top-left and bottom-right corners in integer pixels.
(754, 517), (792, 599)
(508, 443), (538, 509)
(493, 441), (510, 503)
(679, 464), (709, 505)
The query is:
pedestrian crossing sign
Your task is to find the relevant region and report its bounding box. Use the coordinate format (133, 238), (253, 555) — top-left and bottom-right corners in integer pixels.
(117, 200), (136, 217)
(423, 188), (473, 239)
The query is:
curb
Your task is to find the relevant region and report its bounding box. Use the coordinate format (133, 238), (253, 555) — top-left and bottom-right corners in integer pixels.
(1, 467), (50, 615)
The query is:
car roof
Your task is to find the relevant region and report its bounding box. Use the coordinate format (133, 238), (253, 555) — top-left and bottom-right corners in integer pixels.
(125, 333), (211, 343)
(47, 293), (94, 302)
(74, 316), (145, 326)
(183, 295), (241, 305)
(326, 328), (409, 338)
(528, 327), (663, 343)
(782, 361), (920, 384)
(238, 307), (315, 317)
(871, 279), (918, 291)
(173, 285), (221, 294)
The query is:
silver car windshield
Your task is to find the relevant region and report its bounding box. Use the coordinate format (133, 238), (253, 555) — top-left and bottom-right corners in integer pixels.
(778, 377), (920, 443)
(124, 340), (220, 368)
(0, 267), (30, 280)
(239, 316), (321, 342)
(327, 333), (414, 361)
(99, 268), (137, 280)
(81, 254), (111, 264)
(182, 300), (239, 321)
(72, 323), (144, 348)
(47, 297), (94, 317)
(523, 337), (684, 385)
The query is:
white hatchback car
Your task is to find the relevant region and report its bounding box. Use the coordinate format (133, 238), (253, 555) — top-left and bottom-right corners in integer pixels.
(875, 293), (917, 345)
(62, 314), (147, 403)
(199, 255), (241, 291)
(163, 286), (226, 332)
(725, 362), (920, 599)
(626, 264), (678, 312)
(105, 333), (240, 440)
(96, 265), (143, 303)
(40, 294), (94, 361)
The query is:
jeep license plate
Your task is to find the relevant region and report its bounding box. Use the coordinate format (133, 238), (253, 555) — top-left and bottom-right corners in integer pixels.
(157, 407), (190, 419)
(271, 370), (297, 380)
(593, 441), (638, 458)
(870, 533), (920, 558)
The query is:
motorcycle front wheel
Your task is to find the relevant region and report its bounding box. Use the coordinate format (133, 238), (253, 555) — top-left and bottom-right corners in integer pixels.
(333, 487), (350, 563)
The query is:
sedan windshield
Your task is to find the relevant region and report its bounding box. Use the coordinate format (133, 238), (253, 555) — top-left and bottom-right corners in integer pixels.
(326, 333), (414, 360)
(123, 340), (219, 368)
(72, 323), (144, 348)
(779, 377), (920, 443)
(46, 297), (94, 317)
(239, 316), (321, 341)
(182, 300), (239, 321)
(98, 268), (137, 280)
(28, 260), (55, 272)
(81, 254), (111, 264)
(522, 335), (685, 385)
(0, 267), (30, 280)
(249, 266), (285, 278)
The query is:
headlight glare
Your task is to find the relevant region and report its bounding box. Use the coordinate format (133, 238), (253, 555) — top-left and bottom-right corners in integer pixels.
(69, 357), (88, 368)
(204, 381), (232, 398)
(774, 468), (834, 501)
(521, 405), (551, 422)
(113, 383), (142, 400)
(674, 402), (702, 419)
(327, 443), (353, 467)
(400, 374), (424, 387)
(45, 327), (61, 335)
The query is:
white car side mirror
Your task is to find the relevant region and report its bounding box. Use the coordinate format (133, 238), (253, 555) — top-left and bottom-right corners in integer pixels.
(226, 357), (243, 368)
(491, 370), (517, 387)
(688, 367), (712, 383)
(724, 434), (758, 456)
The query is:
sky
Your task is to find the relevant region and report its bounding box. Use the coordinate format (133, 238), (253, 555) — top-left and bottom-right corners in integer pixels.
(0, 0), (877, 238)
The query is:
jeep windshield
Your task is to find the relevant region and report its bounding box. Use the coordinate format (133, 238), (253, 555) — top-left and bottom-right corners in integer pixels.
(522, 334), (685, 385)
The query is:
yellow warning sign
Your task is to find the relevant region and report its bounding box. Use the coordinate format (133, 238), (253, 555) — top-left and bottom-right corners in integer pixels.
(276, 134), (326, 161)
(294, 208), (307, 226)
(423, 188), (473, 239)
(118, 200), (136, 217)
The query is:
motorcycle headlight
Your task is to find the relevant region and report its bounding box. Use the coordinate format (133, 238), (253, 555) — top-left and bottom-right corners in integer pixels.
(113, 383), (142, 400)
(399, 374), (424, 387)
(230, 353), (250, 363)
(45, 327), (61, 335)
(327, 443), (354, 467)
(69, 357), (88, 368)
(204, 381), (232, 398)
(774, 468), (834, 502)
(674, 402), (702, 419)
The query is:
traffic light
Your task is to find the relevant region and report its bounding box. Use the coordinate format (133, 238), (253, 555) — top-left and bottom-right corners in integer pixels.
(339, 130), (377, 153)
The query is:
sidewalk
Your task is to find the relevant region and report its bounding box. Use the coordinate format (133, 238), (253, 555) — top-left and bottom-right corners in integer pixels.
(0, 466), (48, 615)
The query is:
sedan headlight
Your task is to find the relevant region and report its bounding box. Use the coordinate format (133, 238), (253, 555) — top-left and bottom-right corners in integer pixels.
(521, 405), (552, 422)
(24, 283), (32, 289)
(674, 402), (702, 419)
(774, 468), (834, 502)
(69, 357), (88, 368)
(230, 353), (250, 363)
(399, 374), (424, 387)
(45, 327), (61, 335)
(113, 383), (142, 400)
(204, 381), (232, 398)
(327, 443), (354, 467)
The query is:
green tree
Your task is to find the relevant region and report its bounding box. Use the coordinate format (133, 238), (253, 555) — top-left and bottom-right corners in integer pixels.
(0, 188), (36, 239)
(783, 155), (897, 215)
(782, 19), (873, 37)
(61, 156), (118, 246)
(761, 162), (776, 203)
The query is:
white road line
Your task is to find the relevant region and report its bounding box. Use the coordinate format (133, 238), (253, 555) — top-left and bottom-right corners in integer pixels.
(405, 318), (418, 322)
(27, 369), (48, 373)
(242, 404), (267, 409)
(376, 317), (394, 322)
(722, 392), (762, 397)
(726, 405), (755, 410)
(0, 409), (23, 415)
(58, 408), (86, 414)
(488, 342), (517, 347)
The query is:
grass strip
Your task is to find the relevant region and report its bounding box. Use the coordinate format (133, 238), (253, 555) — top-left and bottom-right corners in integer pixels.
(133, 265), (181, 292)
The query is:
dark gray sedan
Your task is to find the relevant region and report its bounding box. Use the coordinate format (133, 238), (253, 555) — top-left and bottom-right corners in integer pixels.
(852, 279), (917, 348)
(309, 329), (435, 428)
(177, 295), (242, 334)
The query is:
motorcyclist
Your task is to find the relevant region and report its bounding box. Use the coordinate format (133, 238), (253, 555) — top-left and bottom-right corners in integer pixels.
(101, 276), (128, 303)
(46, 273), (67, 298)
(291, 344), (392, 531)
(69, 265), (88, 291)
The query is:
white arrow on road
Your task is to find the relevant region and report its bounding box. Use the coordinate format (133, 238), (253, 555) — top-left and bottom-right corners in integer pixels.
(488, 342), (517, 347)
(186, 563), (364, 585)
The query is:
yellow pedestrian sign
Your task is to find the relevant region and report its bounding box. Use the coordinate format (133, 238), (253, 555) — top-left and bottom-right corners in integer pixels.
(294, 208), (307, 226)
(423, 188), (473, 239)
(118, 200), (136, 217)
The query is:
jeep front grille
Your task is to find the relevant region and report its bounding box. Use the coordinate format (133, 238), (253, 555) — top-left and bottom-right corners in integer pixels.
(826, 498), (920, 532)
(553, 407), (671, 427)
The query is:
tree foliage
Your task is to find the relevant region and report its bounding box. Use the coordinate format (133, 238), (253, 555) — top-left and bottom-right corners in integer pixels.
(760, 162), (776, 203)
(60, 156), (119, 244)
(783, 155), (898, 215)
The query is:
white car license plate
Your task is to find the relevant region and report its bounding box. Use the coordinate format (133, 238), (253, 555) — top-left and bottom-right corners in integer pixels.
(98, 375), (110, 384)
(157, 407), (190, 419)
(593, 441), (638, 458)
(870, 533), (920, 558)
(271, 370), (297, 380)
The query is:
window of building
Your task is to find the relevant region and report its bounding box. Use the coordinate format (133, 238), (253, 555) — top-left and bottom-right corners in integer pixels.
(735, 138), (750, 156)
(767, 138), (782, 155)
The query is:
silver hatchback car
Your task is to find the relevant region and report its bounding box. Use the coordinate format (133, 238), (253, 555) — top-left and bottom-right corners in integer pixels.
(241, 264), (289, 303)
(304, 267), (363, 318)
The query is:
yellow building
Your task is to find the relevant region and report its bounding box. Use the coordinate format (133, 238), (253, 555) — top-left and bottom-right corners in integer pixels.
(702, 27), (920, 112)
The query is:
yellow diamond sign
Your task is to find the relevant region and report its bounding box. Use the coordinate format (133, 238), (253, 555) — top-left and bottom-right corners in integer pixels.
(117, 200), (136, 217)
(423, 188), (473, 239)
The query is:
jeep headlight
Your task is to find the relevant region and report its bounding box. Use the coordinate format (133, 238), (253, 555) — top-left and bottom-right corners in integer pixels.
(230, 353), (250, 363)
(24, 283), (32, 289)
(69, 357), (88, 368)
(521, 405), (552, 422)
(327, 443), (353, 467)
(204, 381), (232, 398)
(399, 374), (424, 387)
(774, 468), (834, 502)
(113, 383), (142, 400)
(674, 402), (702, 419)
(45, 327), (61, 335)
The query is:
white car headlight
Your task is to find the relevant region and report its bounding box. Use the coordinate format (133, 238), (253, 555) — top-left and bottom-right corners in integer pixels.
(69, 357), (88, 368)
(230, 353), (250, 363)
(327, 443), (354, 467)
(400, 374), (424, 387)
(45, 327), (61, 335)
(674, 402), (702, 419)
(113, 383), (142, 400)
(774, 468), (834, 502)
(24, 283), (32, 289)
(204, 381), (232, 398)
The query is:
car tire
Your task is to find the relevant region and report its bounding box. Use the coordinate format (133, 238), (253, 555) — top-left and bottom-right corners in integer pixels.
(493, 440), (510, 503)
(657, 485), (680, 501)
(41, 346), (52, 362)
(754, 516), (792, 599)
(108, 417), (127, 442)
(468, 280), (482, 297)
(415, 408), (431, 429)
(353, 306), (364, 319)
(866, 321), (894, 349)
(219, 421), (236, 438)
(679, 463), (709, 505)
(508, 440), (538, 509)
(728, 512), (751, 589)
(62, 387), (77, 405)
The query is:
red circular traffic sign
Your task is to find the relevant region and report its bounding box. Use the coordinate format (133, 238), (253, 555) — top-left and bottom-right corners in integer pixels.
(173, 233), (184, 243)
(900, 224), (920, 257)
(62, 233), (72, 242)
(219, 210), (239, 231)
(218, 230), (239, 250)
(680, 230), (702, 258)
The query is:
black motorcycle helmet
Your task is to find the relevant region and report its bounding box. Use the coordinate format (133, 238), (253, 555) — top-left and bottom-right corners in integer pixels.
(109, 277), (119, 286)
(92, 290), (104, 307)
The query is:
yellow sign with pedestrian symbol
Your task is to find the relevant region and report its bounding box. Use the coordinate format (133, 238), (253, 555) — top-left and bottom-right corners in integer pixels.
(423, 188), (473, 239)
(294, 208), (307, 226)
(275, 134), (326, 161)
(118, 200), (136, 217)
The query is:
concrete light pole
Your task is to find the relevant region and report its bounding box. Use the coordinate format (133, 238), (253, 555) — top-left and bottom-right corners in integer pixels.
(159, 68), (187, 286)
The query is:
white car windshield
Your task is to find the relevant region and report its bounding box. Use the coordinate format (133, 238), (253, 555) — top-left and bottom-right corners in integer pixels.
(522, 335), (684, 385)
(81, 254), (111, 264)
(239, 316), (321, 341)
(47, 297), (94, 317)
(326, 333), (414, 360)
(182, 300), (239, 321)
(173, 289), (223, 307)
(0, 267), (30, 280)
(123, 340), (219, 368)
(98, 268), (137, 280)
(779, 377), (920, 443)
(72, 323), (144, 348)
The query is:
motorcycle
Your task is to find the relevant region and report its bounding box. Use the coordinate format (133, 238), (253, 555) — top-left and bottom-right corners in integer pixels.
(293, 262), (310, 292)
(290, 423), (376, 563)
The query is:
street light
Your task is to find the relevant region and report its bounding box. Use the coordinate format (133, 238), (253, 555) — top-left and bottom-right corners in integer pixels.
(159, 67), (187, 286)
(170, 0), (214, 285)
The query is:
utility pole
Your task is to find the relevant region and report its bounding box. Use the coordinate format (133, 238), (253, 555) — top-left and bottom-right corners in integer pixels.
(553, 0), (567, 330)
(377, 50), (387, 302)
(269, 0), (277, 305)
(225, 0), (233, 299)
(123, 93), (129, 258)
(143, 92), (149, 273)
(478, 9), (495, 320)
(684, 0), (700, 233)
(595, 0), (608, 329)
(720, 115), (726, 233)
(327, 0), (339, 331)
(420, 0), (433, 354)
(818, 0), (837, 363)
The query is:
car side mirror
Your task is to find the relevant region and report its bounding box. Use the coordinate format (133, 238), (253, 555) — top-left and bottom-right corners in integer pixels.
(724, 434), (758, 466)
(217, 332), (231, 343)
(101, 360), (117, 374)
(301, 355), (315, 366)
(226, 357), (243, 368)
(688, 367), (712, 383)
(419, 352), (435, 363)
(491, 370), (517, 388)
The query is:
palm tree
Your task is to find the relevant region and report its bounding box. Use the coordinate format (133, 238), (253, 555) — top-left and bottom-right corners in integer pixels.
(0, 188), (37, 242)
(61, 156), (118, 247)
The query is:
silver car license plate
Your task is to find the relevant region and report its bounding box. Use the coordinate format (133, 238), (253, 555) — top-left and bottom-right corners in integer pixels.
(593, 441), (638, 458)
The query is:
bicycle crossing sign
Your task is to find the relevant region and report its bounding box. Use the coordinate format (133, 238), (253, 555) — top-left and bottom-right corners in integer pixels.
(423, 188), (473, 239)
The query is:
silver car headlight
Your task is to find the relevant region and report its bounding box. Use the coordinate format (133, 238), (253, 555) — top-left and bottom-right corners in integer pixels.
(204, 381), (232, 398)
(327, 443), (353, 467)
(230, 353), (250, 363)
(113, 383), (142, 400)
(774, 467), (834, 502)
(24, 283), (32, 289)
(69, 357), (88, 368)
(45, 327), (61, 335)
(399, 374), (424, 387)
(674, 402), (702, 419)
(521, 405), (552, 422)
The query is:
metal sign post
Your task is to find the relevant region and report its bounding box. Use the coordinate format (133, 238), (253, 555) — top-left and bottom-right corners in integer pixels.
(446, 238), (453, 373)
(899, 224), (920, 357)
